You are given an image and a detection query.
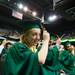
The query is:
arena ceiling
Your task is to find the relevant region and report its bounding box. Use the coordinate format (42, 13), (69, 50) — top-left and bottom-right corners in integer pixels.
(0, 0), (75, 35)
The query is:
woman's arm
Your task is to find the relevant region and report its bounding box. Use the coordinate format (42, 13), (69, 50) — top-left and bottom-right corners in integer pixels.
(38, 30), (50, 64)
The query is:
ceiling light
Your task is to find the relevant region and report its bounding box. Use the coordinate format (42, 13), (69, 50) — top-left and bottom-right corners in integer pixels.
(8, 0), (10, 1)
(48, 15), (57, 22)
(23, 6), (28, 12)
(18, 3), (23, 9)
(32, 11), (37, 16)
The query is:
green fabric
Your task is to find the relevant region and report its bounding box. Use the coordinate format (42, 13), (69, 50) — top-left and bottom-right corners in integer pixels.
(50, 33), (57, 41)
(17, 20), (41, 34)
(41, 45), (62, 75)
(3, 43), (61, 75)
(3, 43), (40, 75)
(22, 20), (41, 32)
(59, 50), (75, 75)
(64, 41), (71, 47)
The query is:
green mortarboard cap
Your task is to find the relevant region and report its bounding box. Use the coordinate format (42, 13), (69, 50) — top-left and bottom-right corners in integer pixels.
(64, 41), (71, 47)
(50, 33), (57, 41)
(16, 20), (41, 34)
(22, 20), (41, 33)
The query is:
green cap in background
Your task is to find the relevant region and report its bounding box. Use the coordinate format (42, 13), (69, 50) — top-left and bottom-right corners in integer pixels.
(64, 41), (71, 47)
(50, 33), (57, 41)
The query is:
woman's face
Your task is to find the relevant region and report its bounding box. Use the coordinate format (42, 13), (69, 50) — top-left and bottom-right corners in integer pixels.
(25, 28), (41, 46)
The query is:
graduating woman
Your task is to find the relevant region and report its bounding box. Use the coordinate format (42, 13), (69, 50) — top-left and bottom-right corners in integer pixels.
(3, 20), (61, 75)
(2, 20), (50, 75)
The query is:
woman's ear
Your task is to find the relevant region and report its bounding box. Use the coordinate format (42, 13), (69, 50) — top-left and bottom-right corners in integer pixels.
(20, 34), (26, 43)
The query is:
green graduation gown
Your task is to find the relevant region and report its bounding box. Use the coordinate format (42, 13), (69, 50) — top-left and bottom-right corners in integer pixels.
(3, 43), (41, 75)
(41, 45), (62, 75)
(3, 43), (61, 75)
(59, 50), (75, 75)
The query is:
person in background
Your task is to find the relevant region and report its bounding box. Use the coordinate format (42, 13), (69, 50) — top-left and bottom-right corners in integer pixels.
(70, 45), (75, 55)
(59, 41), (75, 75)
(0, 40), (12, 75)
(46, 37), (63, 75)
(1, 41), (12, 61)
(0, 40), (6, 55)
(0, 40), (12, 58)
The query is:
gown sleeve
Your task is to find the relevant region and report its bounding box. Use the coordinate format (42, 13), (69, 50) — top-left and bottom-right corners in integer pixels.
(3, 43), (41, 75)
(60, 50), (75, 75)
(41, 45), (61, 75)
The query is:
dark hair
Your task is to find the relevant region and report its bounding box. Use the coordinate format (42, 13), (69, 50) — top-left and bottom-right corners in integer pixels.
(4, 42), (12, 49)
(64, 41), (71, 49)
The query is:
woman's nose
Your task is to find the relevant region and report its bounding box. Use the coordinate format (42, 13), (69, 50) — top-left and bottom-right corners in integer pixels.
(36, 35), (40, 40)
